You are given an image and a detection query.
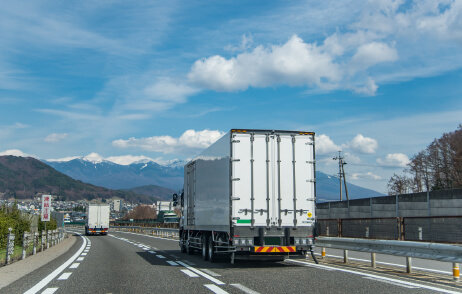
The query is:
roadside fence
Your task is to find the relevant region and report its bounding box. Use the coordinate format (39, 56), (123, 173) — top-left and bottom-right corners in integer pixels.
(1, 227), (67, 266)
(111, 226), (179, 239)
(317, 216), (462, 243)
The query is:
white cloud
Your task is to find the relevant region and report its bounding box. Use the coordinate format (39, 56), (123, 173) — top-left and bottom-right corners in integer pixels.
(377, 153), (410, 167)
(0, 149), (36, 158)
(343, 134), (378, 154)
(316, 134), (342, 154)
(112, 129), (226, 154)
(224, 33), (253, 52)
(189, 35), (341, 92)
(344, 152), (361, 164)
(44, 133), (68, 143)
(46, 156), (79, 162)
(350, 42), (398, 73)
(350, 172), (382, 180)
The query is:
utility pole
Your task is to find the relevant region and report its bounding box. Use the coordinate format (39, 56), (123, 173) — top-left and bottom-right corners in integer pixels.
(333, 151), (349, 201)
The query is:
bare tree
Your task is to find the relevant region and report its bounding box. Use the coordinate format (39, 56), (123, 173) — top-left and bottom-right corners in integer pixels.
(387, 173), (413, 195)
(124, 205), (157, 220)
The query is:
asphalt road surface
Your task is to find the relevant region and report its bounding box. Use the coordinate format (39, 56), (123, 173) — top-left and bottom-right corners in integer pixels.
(2, 229), (461, 294)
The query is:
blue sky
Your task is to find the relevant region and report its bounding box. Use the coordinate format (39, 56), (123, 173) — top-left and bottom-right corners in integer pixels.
(1, 0), (461, 194)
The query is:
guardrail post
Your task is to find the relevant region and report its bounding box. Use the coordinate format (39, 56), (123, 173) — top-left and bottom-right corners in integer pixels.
(406, 257), (412, 273)
(33, 232), (39, 255)
(321, 247), (326, 259)
(344, 250), (348, 263)
(5, 228), (14, 265)
(41, 230), (45, 251)
(22, 231), (30, 260)
(371, 253), (376, 268)
(453, 262), (460, 282)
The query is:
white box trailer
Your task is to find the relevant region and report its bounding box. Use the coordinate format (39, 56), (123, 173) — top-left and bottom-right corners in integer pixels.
(85, 204), (110, 235)
(178, 129), (317, 263)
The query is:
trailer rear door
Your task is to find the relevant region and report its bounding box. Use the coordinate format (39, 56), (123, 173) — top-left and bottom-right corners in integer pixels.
(231, 131), (315, 228)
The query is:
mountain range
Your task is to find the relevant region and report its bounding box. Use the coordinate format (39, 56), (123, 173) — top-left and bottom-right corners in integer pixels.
(0, 155), (166, 203)
(43, 155), (384, 201)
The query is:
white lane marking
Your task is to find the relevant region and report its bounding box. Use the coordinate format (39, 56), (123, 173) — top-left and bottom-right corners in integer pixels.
(157, 255), (166, 259)
(177, 261), (225, 285)
(143, 247), (150, 250)
(69, 263), (80, 269)
(57, 273), (72, 280)
(287, 259), (462, 294)
(200, 268), (221, 277)
(204, 284), (228, 294)
(230, 284), (261, 294)
(41, 288), (59, 294)
(148, 251), (156, 254)
(151, 247), (159, 250)
(167, 261), (179, 266)
(81, 253), (87, 256)
(364, 277), (419, 289)
(77, 257), (84, 262)
(320, 253), (452, 275)
(181, 269), (199, 278)
(24, 233), (87, 294)
(84, 250), (89, 252)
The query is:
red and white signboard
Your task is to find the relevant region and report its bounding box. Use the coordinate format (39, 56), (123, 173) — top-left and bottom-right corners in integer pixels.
(41, 194), (51, 222)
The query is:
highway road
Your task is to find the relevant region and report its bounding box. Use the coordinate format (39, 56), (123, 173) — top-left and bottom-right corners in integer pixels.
(2, 229), (461, 294)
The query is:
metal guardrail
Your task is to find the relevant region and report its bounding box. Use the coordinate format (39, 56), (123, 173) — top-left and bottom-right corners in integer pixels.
(316, 236), (461, 281)
(111, 226), (179, 239)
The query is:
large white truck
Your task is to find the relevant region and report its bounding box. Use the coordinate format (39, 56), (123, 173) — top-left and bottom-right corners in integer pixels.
(177, 129), (318, 263)
(85, 204), (110, 236)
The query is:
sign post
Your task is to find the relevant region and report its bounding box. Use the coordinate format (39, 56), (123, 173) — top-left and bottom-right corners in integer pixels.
(41, 195), (51, 248)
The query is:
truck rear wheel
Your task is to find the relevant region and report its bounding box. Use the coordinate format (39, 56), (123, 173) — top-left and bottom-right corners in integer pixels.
(208, 237), (216, 262)
(186, 240), (194, 255)
(202, 236), (209, 261)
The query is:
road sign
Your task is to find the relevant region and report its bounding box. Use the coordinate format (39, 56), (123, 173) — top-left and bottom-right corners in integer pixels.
(41, 194), (51, 222)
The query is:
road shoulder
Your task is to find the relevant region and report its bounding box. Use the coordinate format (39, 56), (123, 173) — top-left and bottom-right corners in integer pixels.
(0, 233), (77, 290)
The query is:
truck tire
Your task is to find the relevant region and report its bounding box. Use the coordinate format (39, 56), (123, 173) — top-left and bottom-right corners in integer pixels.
(208, 237), (216, 262)
(202, 235), (209, 261)
(186, 240), (194, 255)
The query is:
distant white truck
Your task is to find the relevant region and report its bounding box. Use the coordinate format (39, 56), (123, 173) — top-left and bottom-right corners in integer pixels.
(85, 204), (110, 235)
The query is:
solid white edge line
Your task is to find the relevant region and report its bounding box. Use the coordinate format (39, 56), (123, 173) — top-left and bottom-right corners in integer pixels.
(230, 283), (261, 294)
(24, 233), (87, 294)
(363, 277), (418, 289)
(287, 260), (462, 294)
(177, 261), (225, 285)
(204, 284), (228, 294)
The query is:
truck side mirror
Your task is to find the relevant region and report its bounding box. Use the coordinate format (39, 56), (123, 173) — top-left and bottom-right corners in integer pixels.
(172, 194), (178, 206)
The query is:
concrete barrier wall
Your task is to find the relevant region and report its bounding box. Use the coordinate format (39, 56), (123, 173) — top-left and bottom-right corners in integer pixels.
(317, 188), (462, 219)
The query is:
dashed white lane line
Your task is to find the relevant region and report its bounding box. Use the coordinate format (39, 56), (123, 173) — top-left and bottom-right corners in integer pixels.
(57, 273), (72, 280)
(166, 261), (179, 266)
(41, 288), (59, 294)
(81, 253), (87, 256)
(176, 261), (224, 285)
(148, 251), (156, 254)
(157, 255), (166, 259)
(204, 284), (228, 294)
(181, 269), (199, 277)
(181, 260), (196, 266)
(69, 263), (80, 269)
(77, 257), (84, 262)
(200, 269), (221, 277)
(24, 233), (87, 294)
(230, 284), (261, 294)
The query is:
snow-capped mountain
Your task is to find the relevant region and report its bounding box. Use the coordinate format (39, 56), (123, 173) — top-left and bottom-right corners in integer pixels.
(43, 154), (187, 190)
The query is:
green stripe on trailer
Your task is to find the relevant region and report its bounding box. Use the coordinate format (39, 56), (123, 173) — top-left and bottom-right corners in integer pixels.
(237, 219), (252, 223)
